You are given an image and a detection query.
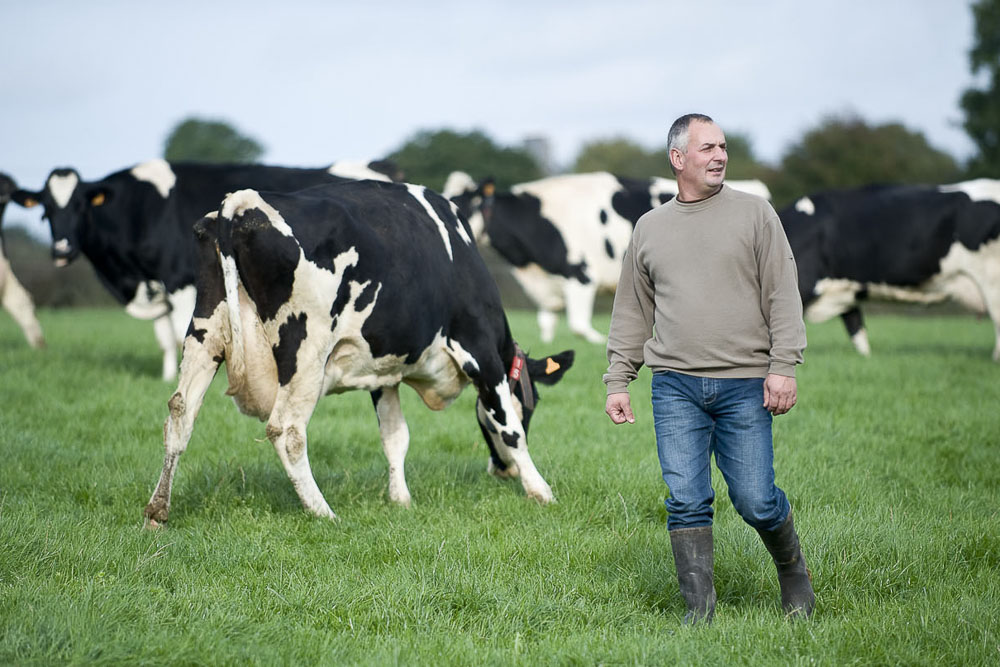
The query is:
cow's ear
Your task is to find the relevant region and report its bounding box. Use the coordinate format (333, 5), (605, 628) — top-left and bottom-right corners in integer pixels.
(478, 177), (496, 198)
(11, 189), (41, 208)
(527, 349), (575, 385)
(87, 187), (111, 207)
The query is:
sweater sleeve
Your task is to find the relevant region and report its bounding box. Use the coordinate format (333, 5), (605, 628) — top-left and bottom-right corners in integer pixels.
(603, 229), (656, 393)
(756, 209), (807, 376)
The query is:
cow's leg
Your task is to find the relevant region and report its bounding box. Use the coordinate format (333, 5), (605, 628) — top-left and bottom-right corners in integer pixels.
(537, 310), (558, 342)
(153, 315), (179, 382)
(474, 372), (553, 503)
(371, 387), (412, 507)
(511, 266), (564, 343)
(975, 280), (1000, 362)
(266, 370), (336, 519)
(564, 279), (605, 344)
(144, 317), (225, 526)
(0, 260), (45, 348)
(840, 307), (871, 357)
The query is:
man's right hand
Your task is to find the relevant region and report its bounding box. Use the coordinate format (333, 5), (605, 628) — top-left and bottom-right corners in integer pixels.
(605, 392), (635, 424)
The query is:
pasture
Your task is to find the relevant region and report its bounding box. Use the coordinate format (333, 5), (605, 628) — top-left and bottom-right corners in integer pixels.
(1, 307), (999, 665)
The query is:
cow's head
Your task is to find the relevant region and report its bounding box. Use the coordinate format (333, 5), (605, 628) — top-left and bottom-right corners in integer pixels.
(443, 171), (494, 242)
(507, 344), (575, 432)
(0, 172), (16, 226)
(12, 167), (110, 267)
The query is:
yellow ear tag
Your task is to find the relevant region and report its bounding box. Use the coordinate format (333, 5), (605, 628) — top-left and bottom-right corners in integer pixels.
(482, 183), (495, 197)
(91, 193), (106, 206)
(545, 358), (561, 375)
(23, 198), (38, 208)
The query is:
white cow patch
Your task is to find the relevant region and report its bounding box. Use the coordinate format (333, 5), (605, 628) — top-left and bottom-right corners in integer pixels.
(442, 171), (476, 199)
(125, 280), (170, 320)
(795, 197), (816, 215)
(649, 177), (680, 208)
(168, 285), (198, 340)
(326, 160), (392, 182)
(940, 178), (1000, 203)
(407, 184), (459, 260)
(804, 278), (864, 322)
(221, 189), (294, 237)
(131, 159), (176, 198)
(47, 172), (79, 209)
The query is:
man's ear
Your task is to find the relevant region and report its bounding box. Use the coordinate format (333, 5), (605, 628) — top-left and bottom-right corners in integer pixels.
(669, 147), (684, 173)
(11, 189), (42, 208)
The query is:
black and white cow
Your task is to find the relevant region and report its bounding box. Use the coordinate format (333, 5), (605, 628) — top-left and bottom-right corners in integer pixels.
(444, 171), (772, 343)
(0, 173), (45, 349)
(779, 179), (1000, 360)
(12, 159), (401, 379)
(144, 179), (574, 524)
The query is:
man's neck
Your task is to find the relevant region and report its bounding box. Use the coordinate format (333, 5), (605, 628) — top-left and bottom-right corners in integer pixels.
(676, 184), (723, 203)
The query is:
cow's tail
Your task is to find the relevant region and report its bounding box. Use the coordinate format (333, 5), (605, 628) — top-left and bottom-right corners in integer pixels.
(217, 197), (248, 397)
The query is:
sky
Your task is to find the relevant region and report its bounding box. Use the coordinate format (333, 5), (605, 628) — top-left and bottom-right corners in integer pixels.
(0, 0), (979, 238)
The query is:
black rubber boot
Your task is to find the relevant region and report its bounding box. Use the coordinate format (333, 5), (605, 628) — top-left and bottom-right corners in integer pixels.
(669, 526), (717, 625)
(756, 512), (815, 619)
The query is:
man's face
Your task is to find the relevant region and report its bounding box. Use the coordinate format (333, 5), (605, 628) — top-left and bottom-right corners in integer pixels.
(673, 120), (728, 198)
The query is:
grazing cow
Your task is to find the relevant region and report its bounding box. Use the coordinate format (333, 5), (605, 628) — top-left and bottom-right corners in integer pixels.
(11, 159), (401, 380)
(779, 180), (1000, 360)
(0, 173), (45, 349)
(445, 171), (772, 343)
(144, 179), (574, 524)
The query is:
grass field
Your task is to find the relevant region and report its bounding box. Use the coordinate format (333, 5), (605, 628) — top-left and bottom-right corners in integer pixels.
(2, 307), (999, 665)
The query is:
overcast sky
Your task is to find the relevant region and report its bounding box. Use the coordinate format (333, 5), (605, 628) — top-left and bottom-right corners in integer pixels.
(1, 1), (978, 236)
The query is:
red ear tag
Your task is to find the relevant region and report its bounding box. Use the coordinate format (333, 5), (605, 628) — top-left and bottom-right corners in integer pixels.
(509, 355), (523, 381)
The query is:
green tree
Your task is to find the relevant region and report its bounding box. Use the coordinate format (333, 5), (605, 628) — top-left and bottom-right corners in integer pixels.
(767, 114), (961, 210)
(571, 131), (768, 181)
(388, 129), (542, 191)
(572, 137), (669, 177)
(961, 0), (1000, 176)
(163, 117), (265, 164)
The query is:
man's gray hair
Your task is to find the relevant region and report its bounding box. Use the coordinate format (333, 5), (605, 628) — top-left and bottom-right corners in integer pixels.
(667, 113), (714, 175)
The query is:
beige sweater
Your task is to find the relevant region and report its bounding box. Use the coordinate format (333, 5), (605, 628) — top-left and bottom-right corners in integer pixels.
(604, 185), (805, 393)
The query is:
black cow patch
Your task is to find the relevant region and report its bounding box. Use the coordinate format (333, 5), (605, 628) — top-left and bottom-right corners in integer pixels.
(229, 209), (300, 323)
(273, 312), (308, 386)
(604, 239), (614, 259)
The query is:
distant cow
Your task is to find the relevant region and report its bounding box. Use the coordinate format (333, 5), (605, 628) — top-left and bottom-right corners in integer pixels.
(144, 180), (574, 524)
(0, 173), (45, 349)
(445, 171), (772, 343)
(779, 180), (1000, 360)
(12, 159), (401, 380)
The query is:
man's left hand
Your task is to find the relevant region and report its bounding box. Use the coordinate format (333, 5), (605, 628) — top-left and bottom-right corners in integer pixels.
(763, 374), (797, 415)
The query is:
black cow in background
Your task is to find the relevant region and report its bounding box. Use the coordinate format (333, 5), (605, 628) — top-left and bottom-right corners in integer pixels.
(12, 158), (401, 379)
(779, 179), (1000, 360)
(0, 172), (45, 349)
(444, 171), (772, 344)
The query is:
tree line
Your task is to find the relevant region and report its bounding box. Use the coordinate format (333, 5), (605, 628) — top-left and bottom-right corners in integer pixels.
(160, 0), (1000, 211)
(6, 0), (998, 308)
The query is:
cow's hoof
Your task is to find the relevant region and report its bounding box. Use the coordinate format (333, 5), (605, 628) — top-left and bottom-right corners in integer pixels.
(487, 458), (520, 479)
(389, 493), (412, 508)
(526, 487), (555, 504)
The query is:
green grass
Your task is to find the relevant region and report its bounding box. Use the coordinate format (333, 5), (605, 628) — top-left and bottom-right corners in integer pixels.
(2, 307), (999, 665)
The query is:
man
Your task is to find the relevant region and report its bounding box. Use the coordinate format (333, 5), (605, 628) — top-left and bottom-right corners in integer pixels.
(603, 113), (815, 624)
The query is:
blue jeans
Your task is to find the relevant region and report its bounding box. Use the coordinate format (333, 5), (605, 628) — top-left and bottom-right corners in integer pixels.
(651, 371), (790, 532)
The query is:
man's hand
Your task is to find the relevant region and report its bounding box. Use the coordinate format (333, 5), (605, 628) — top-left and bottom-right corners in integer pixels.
(605, 392), (635, 424)
(763, 374), (797, 415)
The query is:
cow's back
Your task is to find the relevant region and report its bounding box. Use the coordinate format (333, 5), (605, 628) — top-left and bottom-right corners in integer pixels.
(227, 181), (507, 369)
